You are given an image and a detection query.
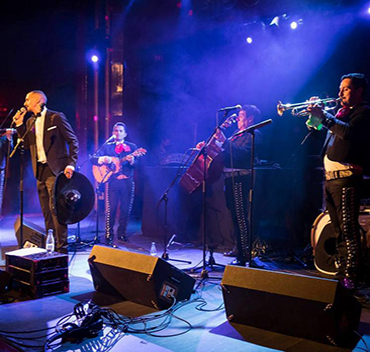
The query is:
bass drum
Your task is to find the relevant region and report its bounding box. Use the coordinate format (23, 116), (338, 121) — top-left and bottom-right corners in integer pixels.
(311, 212), (338, 277)
(311, 210), (370, 277)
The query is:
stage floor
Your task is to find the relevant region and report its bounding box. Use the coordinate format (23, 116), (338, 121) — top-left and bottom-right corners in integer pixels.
(0, 213), (370, 352)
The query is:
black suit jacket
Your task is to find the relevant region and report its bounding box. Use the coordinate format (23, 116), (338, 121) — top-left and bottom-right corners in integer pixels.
(322, 103), (370, 174)
(17, 109), (79, 177)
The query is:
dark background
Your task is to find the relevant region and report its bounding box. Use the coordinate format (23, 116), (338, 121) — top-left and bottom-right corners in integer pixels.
(1, 0), (369, 246)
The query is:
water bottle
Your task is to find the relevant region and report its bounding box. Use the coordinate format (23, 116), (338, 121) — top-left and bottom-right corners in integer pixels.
(150, 242), (157, 256)
(46, 229), (55, 253)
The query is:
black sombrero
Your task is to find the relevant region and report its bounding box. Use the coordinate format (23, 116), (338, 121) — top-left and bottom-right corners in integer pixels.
(54, 171), (95, 225)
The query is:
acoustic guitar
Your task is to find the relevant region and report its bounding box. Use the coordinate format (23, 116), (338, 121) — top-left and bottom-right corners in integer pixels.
(92, 147), (147, 183)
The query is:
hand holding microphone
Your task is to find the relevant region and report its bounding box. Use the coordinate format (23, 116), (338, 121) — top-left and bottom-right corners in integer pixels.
(12, 107), (27, 126)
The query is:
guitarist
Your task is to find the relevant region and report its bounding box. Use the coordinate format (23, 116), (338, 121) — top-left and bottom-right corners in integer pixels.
(222, 105), (263, 266)
(91, 122), (137, 246)
(196, 105), (263, 266)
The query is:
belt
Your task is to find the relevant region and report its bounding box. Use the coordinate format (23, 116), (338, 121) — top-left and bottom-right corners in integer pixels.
(325, 169), (362, 181)
(224, 170), (250, 178)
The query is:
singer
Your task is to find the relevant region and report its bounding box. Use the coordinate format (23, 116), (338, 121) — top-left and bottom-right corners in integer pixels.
(90, 122), (138, 246)
(0, 129), (13, 219)
(13, 90), (79, 253)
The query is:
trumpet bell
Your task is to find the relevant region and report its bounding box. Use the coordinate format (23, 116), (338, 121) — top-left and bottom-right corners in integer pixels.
(277, 101), (286, 116)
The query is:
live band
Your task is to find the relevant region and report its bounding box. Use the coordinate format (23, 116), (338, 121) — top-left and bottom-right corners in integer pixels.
(2, 72), (370, 292)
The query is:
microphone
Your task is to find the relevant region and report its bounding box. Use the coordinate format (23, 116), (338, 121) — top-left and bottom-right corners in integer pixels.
(18, 106), (27, 114)
(234, 119), (273, 136)
(166, 234), (177, 248)
(105, 135), (116, 143)
(11, 107), (27, 126)
(218, 104), (242, 112)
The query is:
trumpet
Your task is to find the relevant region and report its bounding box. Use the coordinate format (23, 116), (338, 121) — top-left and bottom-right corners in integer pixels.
(277, 97), (341, 117)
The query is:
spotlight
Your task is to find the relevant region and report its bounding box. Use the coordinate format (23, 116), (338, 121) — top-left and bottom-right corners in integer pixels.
(290, 21), (298, 30)
(290, 19), (303, 30)
(246, 37), (253, 44)
(368, 6), (370, 14)
(91, 55), (99, 63)
(269, 16), (280, 27)
(86, 49), (101, 65)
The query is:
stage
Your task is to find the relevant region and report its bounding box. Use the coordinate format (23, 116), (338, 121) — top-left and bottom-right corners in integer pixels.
(1, 213), (370, 352)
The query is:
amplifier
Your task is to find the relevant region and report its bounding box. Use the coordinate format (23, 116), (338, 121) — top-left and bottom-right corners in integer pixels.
(6, 248), (69, 299)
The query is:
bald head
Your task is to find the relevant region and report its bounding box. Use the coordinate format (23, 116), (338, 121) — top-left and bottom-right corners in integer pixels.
(25, 90), (47, 114)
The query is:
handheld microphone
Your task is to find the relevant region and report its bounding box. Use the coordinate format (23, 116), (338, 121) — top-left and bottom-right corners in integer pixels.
(166, 234), (177, 248)
(14, 106), (27, 116)
(218, 104), (242, 112)
(12, 107), (27, 125)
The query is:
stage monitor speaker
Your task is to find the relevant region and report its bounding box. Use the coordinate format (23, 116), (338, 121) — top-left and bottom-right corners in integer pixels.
(221, 266), (361, 347)
(88, 245), (196, 310)
(14, 217), (45, 248)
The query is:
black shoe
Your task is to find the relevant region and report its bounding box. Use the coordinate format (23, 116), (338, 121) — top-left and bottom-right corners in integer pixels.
(105, 235), (116, 247)
(118, 235), (128, 242)
(229, 259), (246, 267)
(106, 241), (117, 248)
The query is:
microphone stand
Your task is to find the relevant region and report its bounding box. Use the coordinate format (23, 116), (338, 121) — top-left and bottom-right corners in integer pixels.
(234, 119), (272, 267)
(10, 116), (38, 249)
(156, 175), (191, 264)
(90, 139), (115, 245)
(191, 112), (233, 278)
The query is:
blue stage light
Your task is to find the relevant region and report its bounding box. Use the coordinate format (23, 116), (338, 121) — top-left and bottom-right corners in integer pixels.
(290, 21), (298, 30)
(246, 37), (253, 44)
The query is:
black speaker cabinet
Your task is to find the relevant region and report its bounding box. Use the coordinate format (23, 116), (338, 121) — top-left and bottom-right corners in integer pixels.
(88, 245), (196, 310)
(221, 266), (361, 347)
(14, 217), (45, 248)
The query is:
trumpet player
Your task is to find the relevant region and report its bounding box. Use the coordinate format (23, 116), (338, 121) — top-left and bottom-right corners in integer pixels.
(0, 128), (14, 219)
(307, 73), (370, 291)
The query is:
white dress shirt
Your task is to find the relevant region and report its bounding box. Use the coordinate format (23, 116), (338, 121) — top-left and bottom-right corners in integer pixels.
(35, 108), (47, 164)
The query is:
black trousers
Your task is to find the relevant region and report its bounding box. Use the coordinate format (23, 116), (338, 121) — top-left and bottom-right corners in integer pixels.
(324, 174), (363, 280)
(105, 177), (135, 241)
(36, 163), (68, 251)
(225, 174), (249, 263)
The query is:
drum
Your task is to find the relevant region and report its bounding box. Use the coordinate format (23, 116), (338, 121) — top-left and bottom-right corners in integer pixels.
(311, 210), (370, 277)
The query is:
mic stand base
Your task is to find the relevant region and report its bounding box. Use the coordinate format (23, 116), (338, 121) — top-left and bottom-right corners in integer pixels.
(161, 251), (191, 264)
(207, 250), (225, 269)
(190, 250), (225, 276)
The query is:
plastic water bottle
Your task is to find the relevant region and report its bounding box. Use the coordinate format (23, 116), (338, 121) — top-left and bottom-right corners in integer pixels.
(150, 242), (157, 256)
(46, 229), (55, 253)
